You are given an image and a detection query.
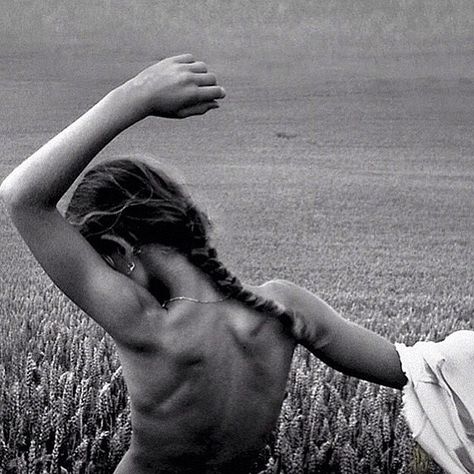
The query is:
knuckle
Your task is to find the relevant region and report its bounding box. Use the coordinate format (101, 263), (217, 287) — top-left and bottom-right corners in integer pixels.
(188, 84), (200, 98)
(181, 84), (199, 103)
(179, 71), (193, 83)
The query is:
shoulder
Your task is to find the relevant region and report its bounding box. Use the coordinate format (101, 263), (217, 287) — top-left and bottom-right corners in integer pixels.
(255, 279), (334, 349)
(244, 279), (295, 304)
(248, 279), (320, 318)
(257, 279), (311, 305)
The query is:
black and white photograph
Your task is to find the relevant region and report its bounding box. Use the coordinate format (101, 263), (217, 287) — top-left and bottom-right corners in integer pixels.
(0, 1), (473, 473)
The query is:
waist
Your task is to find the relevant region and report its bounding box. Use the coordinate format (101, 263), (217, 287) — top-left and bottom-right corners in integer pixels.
(128, 403), (269, 470)
(124, 444), (259, 474)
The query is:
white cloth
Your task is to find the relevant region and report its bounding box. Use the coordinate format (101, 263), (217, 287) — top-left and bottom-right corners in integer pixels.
(395, 331), (474, 474)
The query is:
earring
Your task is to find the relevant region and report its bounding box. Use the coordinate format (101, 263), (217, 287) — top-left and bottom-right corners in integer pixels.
(127, 261), (136, 275)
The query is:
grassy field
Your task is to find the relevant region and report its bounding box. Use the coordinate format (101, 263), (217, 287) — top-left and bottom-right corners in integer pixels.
(0, 50), (473, 473)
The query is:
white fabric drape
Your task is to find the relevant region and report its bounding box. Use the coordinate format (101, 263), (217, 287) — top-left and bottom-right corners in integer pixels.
(395, 331), (474, 474)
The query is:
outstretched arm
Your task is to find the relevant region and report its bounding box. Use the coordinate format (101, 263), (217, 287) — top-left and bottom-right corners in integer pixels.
(274, 280), (407, 389)
(0, 54), (225, 339)
(0, 54), (224, 209)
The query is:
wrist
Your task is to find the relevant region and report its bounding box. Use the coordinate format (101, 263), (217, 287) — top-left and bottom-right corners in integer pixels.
(103, 81), (149, 127)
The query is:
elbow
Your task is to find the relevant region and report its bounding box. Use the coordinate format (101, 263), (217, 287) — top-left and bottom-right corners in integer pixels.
(0, 174), (18, 209)
(0, 174), (39, 212)
(0, 172), (53, 211)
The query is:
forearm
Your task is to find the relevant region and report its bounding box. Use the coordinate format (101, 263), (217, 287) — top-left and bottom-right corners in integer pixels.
(0, 83), (143, 209)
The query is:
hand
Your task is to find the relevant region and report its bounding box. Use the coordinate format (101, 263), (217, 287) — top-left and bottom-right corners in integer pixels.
(126, 54), (225, 119)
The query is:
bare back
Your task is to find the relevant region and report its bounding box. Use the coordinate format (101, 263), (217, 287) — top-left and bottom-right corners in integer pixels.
(113, 282), (296, 473)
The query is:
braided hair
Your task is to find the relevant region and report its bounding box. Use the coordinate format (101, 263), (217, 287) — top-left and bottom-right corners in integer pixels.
(66, 158), (301, 338)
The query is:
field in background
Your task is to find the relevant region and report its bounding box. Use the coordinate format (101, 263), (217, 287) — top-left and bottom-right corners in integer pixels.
(0, 46), (473, 472)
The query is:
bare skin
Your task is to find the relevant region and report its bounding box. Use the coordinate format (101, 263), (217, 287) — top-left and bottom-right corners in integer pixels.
(113, 275), (296, 473)
(0, 54), (407, 473)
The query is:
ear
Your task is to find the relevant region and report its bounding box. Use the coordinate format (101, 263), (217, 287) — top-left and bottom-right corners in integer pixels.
(99, 234), (135, 260)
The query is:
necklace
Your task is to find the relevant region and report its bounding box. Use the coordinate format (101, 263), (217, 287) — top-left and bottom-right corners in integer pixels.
(161, 294), (230, 310)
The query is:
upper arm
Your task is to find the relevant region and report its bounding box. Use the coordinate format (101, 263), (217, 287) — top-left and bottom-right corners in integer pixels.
(271, 279), (407, 389)
(267, 279), (334, 349)
(5, 203), (152, 340)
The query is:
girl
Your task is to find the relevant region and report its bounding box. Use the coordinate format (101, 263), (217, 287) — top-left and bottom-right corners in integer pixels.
(0, 55), (471, 473)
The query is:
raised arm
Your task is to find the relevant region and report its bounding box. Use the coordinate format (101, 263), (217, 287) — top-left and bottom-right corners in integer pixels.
(0, 54), (225, 339)
(273, 280), (407, 389)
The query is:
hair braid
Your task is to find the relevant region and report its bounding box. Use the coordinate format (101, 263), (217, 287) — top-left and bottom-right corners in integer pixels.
(187, 246), (297, 335)
(66, 158), (305, 340)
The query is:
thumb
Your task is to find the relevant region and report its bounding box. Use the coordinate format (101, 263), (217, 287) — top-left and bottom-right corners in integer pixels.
(177, 101), (220, 118)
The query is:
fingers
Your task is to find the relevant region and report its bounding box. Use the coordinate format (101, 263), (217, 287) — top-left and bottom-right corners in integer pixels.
(171, 55), (206, 71)
(152, 54), (226, 118)
(177, 101), (220, 118)
(196, 86), (226, 102)
(172, 53), (195, 63)
(194, 73), (217, 86)
(171, 55), (208, 73)
(167, 55), (219, 88)
(188, 61), (208, 73)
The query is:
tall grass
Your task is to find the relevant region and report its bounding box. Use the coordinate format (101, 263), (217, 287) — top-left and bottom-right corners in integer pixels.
(0, 254), (471, 473)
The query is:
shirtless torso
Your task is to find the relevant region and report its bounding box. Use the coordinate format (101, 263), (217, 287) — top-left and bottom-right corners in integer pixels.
(113, 282), (296, 473)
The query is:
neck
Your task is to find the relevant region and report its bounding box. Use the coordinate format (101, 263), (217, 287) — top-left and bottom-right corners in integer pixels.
(140, 245), (222, 303)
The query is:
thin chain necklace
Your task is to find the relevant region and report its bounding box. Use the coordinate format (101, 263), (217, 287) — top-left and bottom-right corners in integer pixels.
(161, 294), (230, 310)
